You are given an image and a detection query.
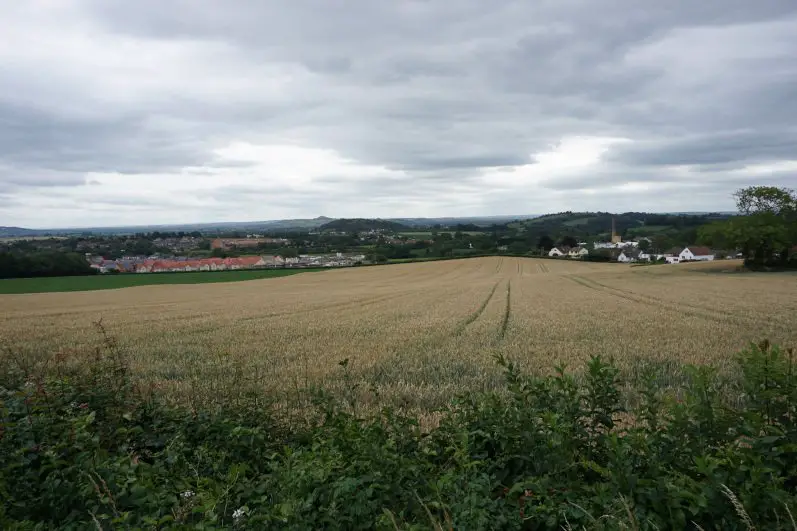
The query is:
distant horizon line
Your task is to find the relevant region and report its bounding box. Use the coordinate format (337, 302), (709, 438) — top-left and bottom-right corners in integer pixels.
(1, 210), (740, 233)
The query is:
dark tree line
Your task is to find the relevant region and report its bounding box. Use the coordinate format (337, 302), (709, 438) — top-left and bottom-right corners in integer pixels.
(0, 252), (97, 279)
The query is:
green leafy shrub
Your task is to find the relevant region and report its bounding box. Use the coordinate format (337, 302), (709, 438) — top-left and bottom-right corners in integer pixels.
(2, 340), (797, 529)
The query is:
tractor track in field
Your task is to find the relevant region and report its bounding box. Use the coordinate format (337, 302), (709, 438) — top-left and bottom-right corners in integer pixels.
(566, 275), (791, 331)
(377, 279), (509, 367)
(586, 276), (791, 327)
(236, 261), (478, 324)
(581, 275), (794, 330)
(238, 259), (479, 323)
(498, 281), (512, 340)
(237, 291), (419, 323)
(456, 280), (501, 335)
(566, 274), (730, 324)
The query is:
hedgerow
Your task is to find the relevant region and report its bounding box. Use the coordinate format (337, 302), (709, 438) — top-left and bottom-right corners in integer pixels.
(2, 340), (797, 529)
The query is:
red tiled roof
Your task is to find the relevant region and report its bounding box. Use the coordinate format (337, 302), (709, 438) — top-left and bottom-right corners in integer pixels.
(152, 260), (180, 270)
(238, 256), (262, 266)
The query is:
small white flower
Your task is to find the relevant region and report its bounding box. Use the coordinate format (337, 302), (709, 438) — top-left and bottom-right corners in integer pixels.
(233, 507), (247, 520)
(181, 490), (195, 499)
(70, 402), (78, 409)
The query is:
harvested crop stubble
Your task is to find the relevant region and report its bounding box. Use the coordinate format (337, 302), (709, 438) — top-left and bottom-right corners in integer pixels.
(1, 257), (795, 415)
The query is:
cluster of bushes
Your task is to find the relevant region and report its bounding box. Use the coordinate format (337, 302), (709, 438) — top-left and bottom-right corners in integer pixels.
(3, 339), (797, 529)
(0, 251), (97, 279)
(581, 253), (614, 263)
(745, 252), (797, 271)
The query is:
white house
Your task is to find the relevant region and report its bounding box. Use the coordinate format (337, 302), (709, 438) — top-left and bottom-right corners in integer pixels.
(618, 251), (635, 263)
(568, 247), (589, 259)
(679, 246), (715, 262)
(548, 247), (566, 257)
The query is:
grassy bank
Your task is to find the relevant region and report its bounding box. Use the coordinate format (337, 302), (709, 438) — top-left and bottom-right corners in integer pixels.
(2, 336), (797, 529)
(0, 268), (322, 294)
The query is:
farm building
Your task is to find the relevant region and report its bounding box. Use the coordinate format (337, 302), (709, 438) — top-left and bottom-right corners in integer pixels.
(618, 250), (640, 263)
(679, 247), (715, 262)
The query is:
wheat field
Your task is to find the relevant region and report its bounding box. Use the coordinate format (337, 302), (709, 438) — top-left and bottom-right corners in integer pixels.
(2, 257), (795, 415)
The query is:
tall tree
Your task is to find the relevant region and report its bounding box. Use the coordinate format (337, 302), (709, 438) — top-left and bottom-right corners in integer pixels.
(734, 186), (797, 216)
(537, 234), (555, 251)
(699, 186), (797, 267)
(560, 235), (578, 248)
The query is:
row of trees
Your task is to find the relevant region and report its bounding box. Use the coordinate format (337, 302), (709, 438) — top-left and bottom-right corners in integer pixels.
(5, 236), (173, 260)
(700, 186), (797, 268)
(0, 252), (98, 279)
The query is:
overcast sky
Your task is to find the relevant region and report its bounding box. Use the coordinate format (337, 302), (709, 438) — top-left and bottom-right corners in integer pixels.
(2, 1), (796, 228)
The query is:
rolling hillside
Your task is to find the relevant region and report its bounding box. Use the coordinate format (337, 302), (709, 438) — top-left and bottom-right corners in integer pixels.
(319, 218), (412, 233)
(513, 211), (732, 241)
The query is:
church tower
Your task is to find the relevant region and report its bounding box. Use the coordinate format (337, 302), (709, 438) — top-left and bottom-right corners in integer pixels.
(611, 216), (622, 244)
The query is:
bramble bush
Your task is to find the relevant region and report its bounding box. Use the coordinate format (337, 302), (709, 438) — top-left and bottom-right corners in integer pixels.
(2, 338), (797, 529)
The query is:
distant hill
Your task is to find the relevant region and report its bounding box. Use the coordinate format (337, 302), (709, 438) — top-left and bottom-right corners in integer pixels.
(319, 218), (411, 233)
(391, 215), (540, 228)
(0, 217), (337, 237)
(260, 216), (334, 231)
(513, 211), (732, 242)
(3, 212), (732, 238)
(0, 227), (40, 238)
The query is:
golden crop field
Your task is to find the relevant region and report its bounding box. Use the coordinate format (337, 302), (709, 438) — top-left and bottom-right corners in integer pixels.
(2, 257), (796, 418)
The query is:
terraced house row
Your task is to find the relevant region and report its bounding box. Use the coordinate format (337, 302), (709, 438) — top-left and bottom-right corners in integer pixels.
(134, 256), (285, 273)
(90, 256), (289, 274)
(89, 252), (369, 274)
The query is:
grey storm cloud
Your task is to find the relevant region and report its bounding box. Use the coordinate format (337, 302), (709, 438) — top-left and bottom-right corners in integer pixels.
(1, 0), (797, 226)
(608, 130), (797, 167)
(0, 103), (215, 177)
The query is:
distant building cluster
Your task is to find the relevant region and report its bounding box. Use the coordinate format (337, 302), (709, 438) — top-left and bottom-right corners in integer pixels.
(618, 246), (717, 264)
(210, 237), (289, 250)
(546, 221), (724, 264)
(298, 253), (366, 267)
(134, 256), (279, 273)
(88, 253), (367, 274)
(547, 244), (721, 264)
(153, 236), (202, 253)
(548, 246), (590, 259)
